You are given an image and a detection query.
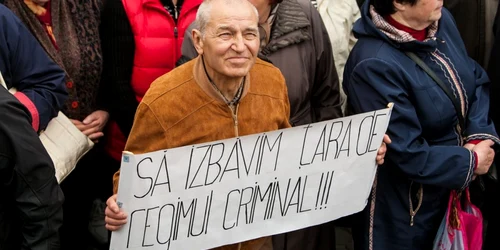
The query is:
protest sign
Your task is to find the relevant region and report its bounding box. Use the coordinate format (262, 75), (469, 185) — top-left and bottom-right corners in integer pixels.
(110, 107), (392, 250)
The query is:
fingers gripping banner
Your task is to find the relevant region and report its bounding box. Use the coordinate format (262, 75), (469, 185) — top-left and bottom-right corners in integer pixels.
(110, 107), (392, 250)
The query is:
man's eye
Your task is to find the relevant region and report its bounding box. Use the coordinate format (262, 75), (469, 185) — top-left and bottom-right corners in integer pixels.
(219, 33), (232, 39)
(244, 33), (258, 39)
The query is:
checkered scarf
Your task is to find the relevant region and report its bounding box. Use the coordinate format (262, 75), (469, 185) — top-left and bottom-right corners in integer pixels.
(369, 5), (438, 43)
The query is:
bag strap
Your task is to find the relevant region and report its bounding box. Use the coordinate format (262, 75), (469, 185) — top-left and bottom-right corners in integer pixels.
(405, 52), (466, 131)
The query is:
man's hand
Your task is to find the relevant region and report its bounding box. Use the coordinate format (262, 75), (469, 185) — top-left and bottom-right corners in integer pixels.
(70, 110), (109, 142)
(105, 194), (128, 231)
(376, 134), (392, 165)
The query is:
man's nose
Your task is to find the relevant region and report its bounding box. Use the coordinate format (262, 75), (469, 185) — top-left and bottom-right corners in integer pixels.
(231, 34), (246, 53)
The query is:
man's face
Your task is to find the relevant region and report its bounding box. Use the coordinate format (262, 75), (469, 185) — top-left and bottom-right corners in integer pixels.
(194, 3), (260, 79)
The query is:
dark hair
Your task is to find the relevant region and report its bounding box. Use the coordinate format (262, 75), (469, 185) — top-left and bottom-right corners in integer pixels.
(270, 0), (283, 5)
(371, 0), (418, 16)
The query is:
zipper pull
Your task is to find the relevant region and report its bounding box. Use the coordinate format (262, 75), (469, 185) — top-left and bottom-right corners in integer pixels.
(174, 26), (178, 38)
(410, 215), (414, 226)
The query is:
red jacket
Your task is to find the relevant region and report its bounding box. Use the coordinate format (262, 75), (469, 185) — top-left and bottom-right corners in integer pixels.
(124, 0), (201, 101)
(106, 0), (201, 161)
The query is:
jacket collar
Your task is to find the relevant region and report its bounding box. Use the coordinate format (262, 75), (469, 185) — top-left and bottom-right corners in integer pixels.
(260, 0), (311, 55)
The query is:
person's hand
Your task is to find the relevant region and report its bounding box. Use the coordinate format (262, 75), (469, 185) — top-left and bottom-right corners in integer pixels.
(70, 110), (109, 142)
(82, 110), (109, 140)
(105, 194), (128, 231)
(376, 134), (392, 165)
(472, 140), (495, 176)
(463, 143), (475, 151)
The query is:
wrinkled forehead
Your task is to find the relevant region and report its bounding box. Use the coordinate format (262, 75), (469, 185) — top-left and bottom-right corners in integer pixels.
(206, 4), (259, 30)
(210, 21), (259, 34)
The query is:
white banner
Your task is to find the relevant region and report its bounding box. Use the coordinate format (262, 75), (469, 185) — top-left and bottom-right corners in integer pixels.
(110, 107), (392, 250)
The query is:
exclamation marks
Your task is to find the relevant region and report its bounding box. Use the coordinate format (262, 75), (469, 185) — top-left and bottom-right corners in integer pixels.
(315, 171), (335, 210)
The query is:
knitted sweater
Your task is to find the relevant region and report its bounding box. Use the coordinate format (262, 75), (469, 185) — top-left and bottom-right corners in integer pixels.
(5, 0), (105, 120)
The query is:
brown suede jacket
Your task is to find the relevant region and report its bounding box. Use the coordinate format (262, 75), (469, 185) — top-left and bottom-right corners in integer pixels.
(113, 56), (291, 250)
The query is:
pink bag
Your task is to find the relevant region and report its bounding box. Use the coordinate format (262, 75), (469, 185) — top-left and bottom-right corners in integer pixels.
(433, 189), (483, 250)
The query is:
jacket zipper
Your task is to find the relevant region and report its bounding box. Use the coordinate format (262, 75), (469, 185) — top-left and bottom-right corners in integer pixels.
(174, 3), (179, 59)
(229, 104), (239, 137)
(173, 26), (178, 60)
(174, 4), (179, 21)
(160, 2), (179, 58)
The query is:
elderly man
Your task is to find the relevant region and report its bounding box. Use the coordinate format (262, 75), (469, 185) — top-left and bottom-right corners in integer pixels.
(104, 0), (388, 249)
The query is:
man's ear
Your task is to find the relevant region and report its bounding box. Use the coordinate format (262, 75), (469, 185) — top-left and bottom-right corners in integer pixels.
(192, 29), (204, 55)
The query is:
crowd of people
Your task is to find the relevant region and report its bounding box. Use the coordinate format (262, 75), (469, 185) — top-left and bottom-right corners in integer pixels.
(0, 0), (499, 250)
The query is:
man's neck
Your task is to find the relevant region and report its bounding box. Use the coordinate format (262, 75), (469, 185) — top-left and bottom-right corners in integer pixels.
(202, 58), (243, 102)
(210, 72), (243, 102)
(193, 57), (250, 105)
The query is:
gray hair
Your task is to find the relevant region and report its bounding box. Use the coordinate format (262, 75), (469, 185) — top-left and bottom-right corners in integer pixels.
(195, 0), (259, 36)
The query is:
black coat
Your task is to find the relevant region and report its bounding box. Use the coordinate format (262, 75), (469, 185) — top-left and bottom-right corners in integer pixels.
(444, 0), (487, 65)
(0, 87), (64, 250)
(489, 3), (500, 131)
(485, 3), (500, 250)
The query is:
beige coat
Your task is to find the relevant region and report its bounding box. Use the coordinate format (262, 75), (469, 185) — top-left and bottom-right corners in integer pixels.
(317, 0), (360, 107)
